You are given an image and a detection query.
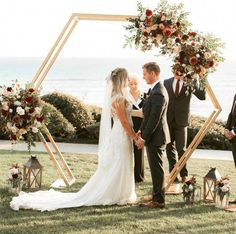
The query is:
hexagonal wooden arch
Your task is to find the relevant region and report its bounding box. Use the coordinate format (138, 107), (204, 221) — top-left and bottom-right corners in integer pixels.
(31, 14), (221, 189)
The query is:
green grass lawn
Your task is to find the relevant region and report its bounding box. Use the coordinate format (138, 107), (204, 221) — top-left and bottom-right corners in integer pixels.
(0, 149), (236, 234)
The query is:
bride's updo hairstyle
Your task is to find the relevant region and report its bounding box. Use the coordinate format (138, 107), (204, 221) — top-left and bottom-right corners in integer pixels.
(111, 68), (128, 96)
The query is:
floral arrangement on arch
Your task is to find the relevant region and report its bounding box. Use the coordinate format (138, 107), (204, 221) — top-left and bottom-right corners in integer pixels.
(124, 0), (224, 93)
(214, 176), (230, 201)
(0, 80), (44, 152)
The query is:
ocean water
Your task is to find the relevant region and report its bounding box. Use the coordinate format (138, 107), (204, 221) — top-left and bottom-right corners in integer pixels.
(0, 57), (235, 120)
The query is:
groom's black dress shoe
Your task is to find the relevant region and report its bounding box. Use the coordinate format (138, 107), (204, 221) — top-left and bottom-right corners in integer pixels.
(140, 201), (165, 209)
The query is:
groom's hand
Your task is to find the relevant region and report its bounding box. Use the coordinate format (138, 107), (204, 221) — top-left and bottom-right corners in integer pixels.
(135, 136), (145, 149)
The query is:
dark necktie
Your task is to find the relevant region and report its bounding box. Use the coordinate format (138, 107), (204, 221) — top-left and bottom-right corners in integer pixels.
(147, 88), (151, 95)
(175, 80), (180, 97)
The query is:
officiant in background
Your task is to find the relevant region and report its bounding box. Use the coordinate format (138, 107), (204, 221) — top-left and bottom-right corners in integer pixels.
(128, 74), (144, 183)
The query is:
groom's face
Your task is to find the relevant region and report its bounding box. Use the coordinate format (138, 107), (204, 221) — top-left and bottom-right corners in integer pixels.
(143, 68), (154, 84)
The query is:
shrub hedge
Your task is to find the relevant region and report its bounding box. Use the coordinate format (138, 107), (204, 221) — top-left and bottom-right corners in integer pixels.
(188, 115), (231, 150)
(41, 92), (94, 133)
(41, 101), (76, 139)
(0, 89), (232, 150)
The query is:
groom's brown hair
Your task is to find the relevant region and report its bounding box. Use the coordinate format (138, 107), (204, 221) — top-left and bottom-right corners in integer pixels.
(142, 62), (160, 75)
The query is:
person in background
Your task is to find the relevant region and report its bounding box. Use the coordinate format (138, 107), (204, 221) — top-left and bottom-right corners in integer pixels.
(225, 94), (236, 167)
(128, 74), (145, 183)
(164, 66), (206, 183)
(225, 94), (236, 204)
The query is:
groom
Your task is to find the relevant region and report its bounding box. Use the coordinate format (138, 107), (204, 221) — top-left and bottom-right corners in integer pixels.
(136, 62), (170, 208)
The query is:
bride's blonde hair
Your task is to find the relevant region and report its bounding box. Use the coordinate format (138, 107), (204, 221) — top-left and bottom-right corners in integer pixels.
(111, 68), (128, 97)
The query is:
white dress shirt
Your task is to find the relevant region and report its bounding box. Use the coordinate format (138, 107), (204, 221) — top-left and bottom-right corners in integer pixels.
(172, 78), (183, 93)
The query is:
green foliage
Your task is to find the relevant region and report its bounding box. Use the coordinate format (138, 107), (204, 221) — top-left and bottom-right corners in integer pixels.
(41, 92), (94, 133)
(188, 115), (231, 150)
(41, 101), (76, 139)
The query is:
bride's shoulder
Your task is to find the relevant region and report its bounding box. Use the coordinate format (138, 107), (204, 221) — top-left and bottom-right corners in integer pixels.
(112, 93), (125, 102)
(111, 94), (127, 108)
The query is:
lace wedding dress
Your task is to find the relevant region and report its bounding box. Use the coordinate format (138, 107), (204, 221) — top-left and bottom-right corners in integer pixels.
(10, 91), (136, 211)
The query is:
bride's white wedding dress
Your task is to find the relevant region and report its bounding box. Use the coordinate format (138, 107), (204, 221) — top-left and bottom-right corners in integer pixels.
(10, 94), (136, 211)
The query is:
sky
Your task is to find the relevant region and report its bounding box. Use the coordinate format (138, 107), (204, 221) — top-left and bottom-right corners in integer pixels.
(0, 0), (236, 59)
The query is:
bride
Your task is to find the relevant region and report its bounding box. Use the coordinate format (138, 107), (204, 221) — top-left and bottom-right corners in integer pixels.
(10, 68), (138, 211)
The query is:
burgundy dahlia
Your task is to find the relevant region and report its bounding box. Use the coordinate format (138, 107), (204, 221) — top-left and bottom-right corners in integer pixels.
(25, 96), (33, 104)
(189, 56), (198, 65)
(29, 108), (35, 114)
(36, 116), (44, 123)
(146, 9), (153, 18)
(189, 32), (197, 37)
(163, 27), (172, 37)
(1, 110), (8, 117)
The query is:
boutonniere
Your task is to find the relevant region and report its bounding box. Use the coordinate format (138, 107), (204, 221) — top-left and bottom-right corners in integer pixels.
(142, 88), (151, 100)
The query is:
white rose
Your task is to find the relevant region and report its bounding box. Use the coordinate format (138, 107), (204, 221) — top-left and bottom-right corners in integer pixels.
(7, 122), (12, 129)
(204, 52), (211, 59)
(161, 15), (166, 21)
(2, 102), (9, 111)
(140, 14), (146, 21)
(14, 101), (21, 106)
(221, 185), (229, 193)
(156, 34), (163, 43)
(11, 126), (18, 134)
(32, 127), (38, 133)
(192, 74), (200, 80)
(9, 168), (18, 175)
(188, 184), (194, 191)
(146, 28), (151, 33)
(141, 36), (146, 43)
(16, 107), (25, 115)
(19, 128), (27, 135)
(150, 24), (158, 31)
(34, 120), (42, 128)
(35, 107), (42, 115)
(167, 38), (172, 44)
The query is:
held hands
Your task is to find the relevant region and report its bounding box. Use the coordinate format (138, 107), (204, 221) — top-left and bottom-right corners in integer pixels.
(134, 131), (145, 149)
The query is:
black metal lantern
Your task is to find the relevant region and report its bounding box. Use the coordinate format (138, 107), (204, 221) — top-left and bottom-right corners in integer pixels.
(23, 155), (43, 190)
(203, 167), (221, 202)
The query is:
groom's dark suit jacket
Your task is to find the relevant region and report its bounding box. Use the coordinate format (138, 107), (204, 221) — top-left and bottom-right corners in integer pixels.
(141, 81), (170, 146)
(164, 78), (206, 127)
(225, 94), (236, 131)
(225, 94), (236, 168)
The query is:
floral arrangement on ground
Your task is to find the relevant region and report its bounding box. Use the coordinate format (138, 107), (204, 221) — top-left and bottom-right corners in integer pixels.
(182, 176), (197, 203)
(8, 163), (23, 190)
(215, 176), (230, 201)
(0, 80), (44, 152)
(124, 0), (224, 93)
